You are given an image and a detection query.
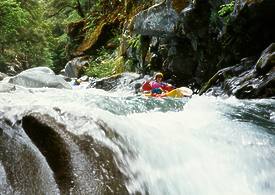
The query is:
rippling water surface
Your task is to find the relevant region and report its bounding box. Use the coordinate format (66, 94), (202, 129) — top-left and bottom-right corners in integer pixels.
(1, 87), (275, 195)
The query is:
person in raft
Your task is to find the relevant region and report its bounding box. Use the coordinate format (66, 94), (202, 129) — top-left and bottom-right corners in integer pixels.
(141, 72), (174, 95)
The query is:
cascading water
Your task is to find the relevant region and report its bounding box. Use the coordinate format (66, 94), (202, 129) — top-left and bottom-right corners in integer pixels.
(0, 85), (274, 195)
(114, 97), (275, 195)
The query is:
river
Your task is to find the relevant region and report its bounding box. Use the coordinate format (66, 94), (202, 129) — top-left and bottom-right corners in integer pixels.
(0, 85), (275, 195)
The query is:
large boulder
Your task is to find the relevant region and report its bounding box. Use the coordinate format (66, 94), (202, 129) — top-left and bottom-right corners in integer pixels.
(128, 0), (275, 90)
(256, 43), (275, 75)
(130, 0), (223, 87)
(88, 72), (141, 91)
(200, 43), (275, 98)
(64, 56), (90, 78)
(8, 67), (72, 89)
(132, 0), (179, 37)
(0, 111), (128, 194)
(219, 0), (275, 64)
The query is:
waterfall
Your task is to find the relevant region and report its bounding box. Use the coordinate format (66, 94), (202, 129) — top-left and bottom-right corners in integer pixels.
(0, 87), (274, 194)
(111, 97), (275, 194)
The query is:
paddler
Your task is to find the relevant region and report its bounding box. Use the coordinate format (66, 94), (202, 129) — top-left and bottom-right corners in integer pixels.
(141, 72), (174, 96)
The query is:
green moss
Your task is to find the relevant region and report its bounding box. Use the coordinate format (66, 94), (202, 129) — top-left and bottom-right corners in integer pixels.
(112, 56), (125, 74)
(85, 48), (123, 78)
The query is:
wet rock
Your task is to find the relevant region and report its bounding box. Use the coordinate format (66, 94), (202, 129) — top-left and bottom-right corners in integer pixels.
(26, 113), (128, 194)
(57, 74), (72, 82)
(88, 72), (141, 91)
(256, 43), (275, 75)
(64, 56), (90, 78)
(0, 116), (60, 194)
(0, 111), (128, 194)
(79, 75), (89, 82)
(126, 0), (275, 90)
(174, 0), (219, 86)
(177, 0), (211, 39)
(131, 0), (219, 87)
(219, 0), (275, 64)
(233, 71), (274, 99)
(89, 74), (123, 90)
(132, 0), (179, 37)
(22, 115), (74, 194)
(0, 72), (8, 81)
(4, 61), (26, 76)
(200, 44), (275, 98)
(8, 67), (72, 89)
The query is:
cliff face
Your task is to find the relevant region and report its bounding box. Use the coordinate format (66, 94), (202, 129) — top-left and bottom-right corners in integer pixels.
(67, 0), (154, 56)
(68, 0), (275, 98)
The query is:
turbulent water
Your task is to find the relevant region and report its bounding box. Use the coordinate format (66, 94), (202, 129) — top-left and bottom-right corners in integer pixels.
(0, 85), (275, 195)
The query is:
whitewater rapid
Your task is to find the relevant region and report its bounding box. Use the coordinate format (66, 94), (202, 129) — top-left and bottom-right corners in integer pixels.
(1, 87), (275, 195)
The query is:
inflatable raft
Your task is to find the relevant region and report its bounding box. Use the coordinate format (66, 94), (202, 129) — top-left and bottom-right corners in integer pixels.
(141, 81), (193, 98)
(143, 87), (193, 98)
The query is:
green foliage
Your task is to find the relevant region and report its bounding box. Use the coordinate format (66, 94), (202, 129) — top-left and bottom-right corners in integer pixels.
(84, 14), (98, 32)
(45, 0), (102, 72)
(83, 15), (98, 41)
(0, 0), (28, 43)
(0, 0), (54, 71)
(128, 35), (141, 50)
(46, 0), (96, 19)
(218, 1), (235, 17)
(49, 34), (69, 73)
(0, 0), (124, 75)
(65, 11), (83, 24)
(124, 59), (136, 72)
(88, 0), (102, 14)
(85, 48), (116, 78)
(108, 29), (121, 47)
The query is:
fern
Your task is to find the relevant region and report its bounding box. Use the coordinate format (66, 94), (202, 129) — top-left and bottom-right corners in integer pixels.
(218, 1), (235, 17)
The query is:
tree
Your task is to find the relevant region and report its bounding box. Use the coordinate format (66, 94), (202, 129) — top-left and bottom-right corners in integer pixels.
(0, 0), (28, 71)
(0, 0), (53, 72)
(44, 0), (98, 73)
(46, 0), (95, 18)
(0, 0), (27, 51)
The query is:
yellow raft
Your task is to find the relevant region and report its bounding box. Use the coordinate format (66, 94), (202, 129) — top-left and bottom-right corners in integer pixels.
(165, 87), (193, 98)
(144, 87), (193, 98)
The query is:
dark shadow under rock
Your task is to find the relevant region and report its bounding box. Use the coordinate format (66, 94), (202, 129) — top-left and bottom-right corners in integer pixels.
(22, 115), (74, 194)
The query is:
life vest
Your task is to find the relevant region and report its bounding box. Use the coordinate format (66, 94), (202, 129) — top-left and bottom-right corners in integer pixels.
(150, 81), (162, 89)
(141, 80), (152, 91)
(142, 80), (174, 93)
